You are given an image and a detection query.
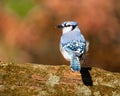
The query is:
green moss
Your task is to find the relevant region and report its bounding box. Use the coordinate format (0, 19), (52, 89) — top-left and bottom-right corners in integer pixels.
(4, 0), (36, 17)
(55, 65), (66, 76)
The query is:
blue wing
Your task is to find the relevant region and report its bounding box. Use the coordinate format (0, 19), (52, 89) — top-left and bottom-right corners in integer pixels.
(62, 40), (86, 71)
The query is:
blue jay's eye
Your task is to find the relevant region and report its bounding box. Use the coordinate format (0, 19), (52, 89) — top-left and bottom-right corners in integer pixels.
(64, 23), (71, 27)
(67, 25), (71, 27)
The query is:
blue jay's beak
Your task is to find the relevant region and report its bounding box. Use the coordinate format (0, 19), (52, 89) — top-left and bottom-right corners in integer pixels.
(56, 24), (63, 29)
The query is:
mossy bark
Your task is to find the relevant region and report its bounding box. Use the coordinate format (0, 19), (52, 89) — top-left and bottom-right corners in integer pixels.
(0, 62), (120, 96)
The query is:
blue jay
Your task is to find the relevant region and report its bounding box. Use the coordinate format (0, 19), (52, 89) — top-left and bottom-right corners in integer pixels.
(57, 21), (89, 71)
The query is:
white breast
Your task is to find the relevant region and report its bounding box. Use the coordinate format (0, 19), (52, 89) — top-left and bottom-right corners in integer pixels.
(60, 44), (70, 61)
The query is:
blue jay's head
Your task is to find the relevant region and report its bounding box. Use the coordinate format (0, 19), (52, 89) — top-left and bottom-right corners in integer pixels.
(57, 21), (78, 34)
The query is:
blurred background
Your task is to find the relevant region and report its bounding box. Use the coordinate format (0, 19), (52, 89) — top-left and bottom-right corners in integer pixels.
(0, 0), (119, 72)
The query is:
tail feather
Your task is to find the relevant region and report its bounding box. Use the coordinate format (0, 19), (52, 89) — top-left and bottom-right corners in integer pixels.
(70, 56), (81, 71)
